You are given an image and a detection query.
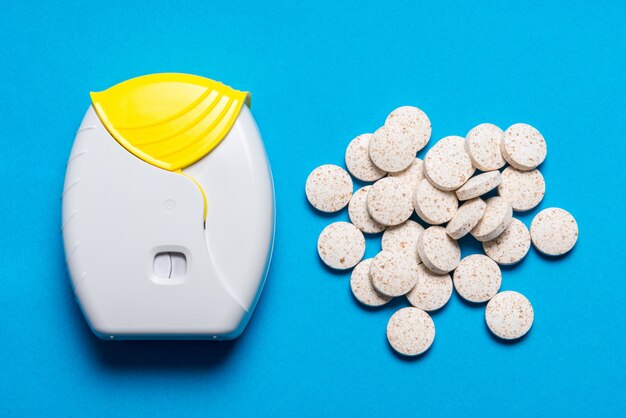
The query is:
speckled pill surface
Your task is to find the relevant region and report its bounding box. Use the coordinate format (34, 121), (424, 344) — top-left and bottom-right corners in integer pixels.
(498, 167), (545, 212)
(446, 198), (487, 240)
(418, 226), (461, 274)
(485, 291), (534, 340)
(305, 164), (353, 213)
(465, 123), (506, 171)
(370, 251), (419, 297)
(389, 158), (424, 192)
(348, 186), (386, 234)
(423, 135), (475, 191)
(530, 208), (578, 256)
(406, 264), (453, 311)
(381, 220), (424, 262)
(501, 123), (547, 171)
(483, 218), (531, 265)
(455, 170), (502, 201)
(386, 307), (435, 356)
(350, 259), (392, 307)
(384, 106), (432, 153)
(366, 177), (414, 226)
(345, 134), (388, 182)
(369, 125), (419, 173)
(317, 222), (365, 270)
(471, 196), (513, 242)
(453, 254), (502, 303)
(413, 178), (458, 225)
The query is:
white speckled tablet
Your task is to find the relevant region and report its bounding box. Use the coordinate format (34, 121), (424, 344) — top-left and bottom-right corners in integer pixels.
(465, 123), (506, 171)
(345, 134), (388, 181)
(406, 264), (453, 311)
(384, 106), (432, 153)
(386, 307), (435, 356)
(471, 197), (513, 242)
(305, 164), (353, 213)
(366, 177), (414, 226)
(381, 220), (424, 262)
(388, 158), (424, 192)
(453, 255), (502, 303)
(350, 259), (392, 307)
(423, 136), (475, 191)
(370, 251), (419, 297)
(501, 123), (547, 171)
(486, 291), (534, 340)
(369, 125), (418, 173)
(418, 226), (461, 274)
(530, 208), (578, 256)
(455, 171), (502, 201)
(348, 186), (386, 234)
(317, 222), (365, 270)
(446, 198), (487, 240)
(483, 218), (531, 265)
(413, 179), (458, 225)
(498, 167), (545, 212)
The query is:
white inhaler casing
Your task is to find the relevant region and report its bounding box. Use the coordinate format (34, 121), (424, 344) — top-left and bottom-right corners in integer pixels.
(62, 73), (274, 339)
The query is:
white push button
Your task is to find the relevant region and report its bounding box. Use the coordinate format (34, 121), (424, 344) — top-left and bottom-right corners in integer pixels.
(153, 253), (171, 279)
(170, 252), (187, 278)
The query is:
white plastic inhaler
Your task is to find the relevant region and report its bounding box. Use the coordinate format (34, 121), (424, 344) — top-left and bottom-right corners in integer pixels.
(62, 73), (275, 340)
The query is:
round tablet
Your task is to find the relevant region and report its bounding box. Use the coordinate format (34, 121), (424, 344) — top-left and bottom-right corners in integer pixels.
(370, 251), (419, 297)
(386, 307), (435, 356)
(498, 167), (545, 211)
(305, 164), (353, 213)
(446, 198), (487, 240)
(413, 178), (458, 225)
(384, 106), (432, 153)
(423, 136), (475, 191)
(388, 158), (424, 192)
(465, 123), (506, 171)
(317, 222), (365, 270)
(405, 264), (453, 311)
(501, 123), (547, 171)
(348, 186), (386, 234)
(417, 226), (461, 274)
(483, 218), (531, 265)
(345, 134), (387, 181)
(381, 220), (424, 262)
(350, 259), (392, 307)
(455, 171), (501, 201)
(366, 177), (414, 226)
(453, 255), (502, 303)
(369, 125), (418, 173)
(485, 291), (534, 340)
(530, 208), (578, 256)
(471, 197), (513, 242)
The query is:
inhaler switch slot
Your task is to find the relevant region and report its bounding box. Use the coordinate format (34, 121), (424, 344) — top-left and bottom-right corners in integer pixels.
(153, 252), (187, 279)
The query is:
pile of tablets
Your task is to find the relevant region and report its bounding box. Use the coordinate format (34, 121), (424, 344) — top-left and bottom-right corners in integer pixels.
(306, 106), (578, 357)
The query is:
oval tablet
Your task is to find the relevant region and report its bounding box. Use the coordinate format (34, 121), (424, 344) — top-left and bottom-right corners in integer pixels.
(471, 196), (513, 242)
(350, 259), (392, 307)
(530, 208), (578, 256)
(388, 158), (424, 193)
(384, 106), (432, 153)
(485, 291), (534, 340)
(483, 218), (531, 265)
(305, 164), (353, 213)
(405, 264), (452, 312)
(345, 134), (387, 181)
(465, 123), (506, 171)
(501, 123), (547, 171)
(317, 222), (365, 270)
(369, 125), (419, 173)
(498, 167), (545, 212)
(455, 170), (501, 201)
(348, 186), (386, 234)
(381, 220), (424, 262)
(413, 178), (458, 225)
(446, 198), (487, 240)
(370, 251), (419, 297)
(366, 177), (414, 226)
(386, 307), (435, 356)
(423, 136), (475, 191)
(418, 226), (461, 274)
(453, 255), (502, 303)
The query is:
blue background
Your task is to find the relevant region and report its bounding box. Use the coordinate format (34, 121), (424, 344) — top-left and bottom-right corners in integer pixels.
(1, 1), (625, 416)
